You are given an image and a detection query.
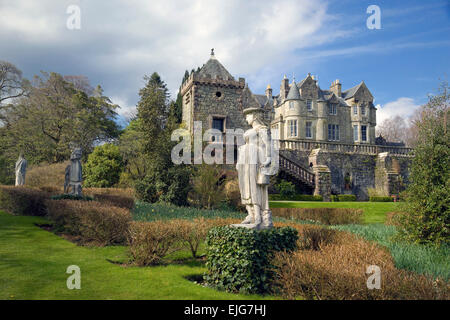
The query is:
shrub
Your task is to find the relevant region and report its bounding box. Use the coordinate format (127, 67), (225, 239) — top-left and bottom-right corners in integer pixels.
(177, 218), (210, 258)
(276, 180), (296, 198)
(269, 194), (323, 201)
(189, 164), (225, 209)
(298, 225), (336, 250)
(385, 212), (405, 226)
(84, 188), (135, 209)
(370, 196), (393, 202)
(46, 200), (131, 246)
(50, 194), (94, 201)
(26, 162), (67, 193)
(223, 176), (244, 212)
(271, 207), (363, 225)
(0, 186), (48, 216)
(331, 194), (357, 202)
(127, 220), (184, 266)
(272, 231), (448, 300)
(204, 226), (298, 294)
(135, 165), (192, 206)
(83, 144), (123, 188)
(398, 84), (449, 245)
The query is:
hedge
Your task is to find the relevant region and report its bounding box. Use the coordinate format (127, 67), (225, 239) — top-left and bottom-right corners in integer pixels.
(370, 196), (394, 202)
(331, 194), (357, 202)
(271, 207), (363, 225)
(0, 186), (48, 216)
(204, 226), (298, 294)
(269, 194), (323, 201)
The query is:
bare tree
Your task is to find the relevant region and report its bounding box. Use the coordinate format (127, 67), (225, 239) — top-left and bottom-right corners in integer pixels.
(376, 115), (408, 143)
(0, 61), (28, 106)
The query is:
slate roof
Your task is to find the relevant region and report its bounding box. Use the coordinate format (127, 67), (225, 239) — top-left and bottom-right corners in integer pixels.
(341, 82), (363, 100)
(197, 56), (235, 81)
(286, 81), (301, 100)
(254, 94), (268, 107)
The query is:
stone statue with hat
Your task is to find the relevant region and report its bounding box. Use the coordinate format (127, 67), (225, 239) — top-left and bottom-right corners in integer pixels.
(15, 153), (27, 186)
(233, 107), (278, 230)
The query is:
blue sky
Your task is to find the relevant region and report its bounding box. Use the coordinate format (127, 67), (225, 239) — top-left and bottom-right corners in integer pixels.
(0, 0), (448, 125)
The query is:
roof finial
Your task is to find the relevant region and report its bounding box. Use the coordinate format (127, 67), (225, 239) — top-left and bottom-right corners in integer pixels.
(211, 48), (215, 56)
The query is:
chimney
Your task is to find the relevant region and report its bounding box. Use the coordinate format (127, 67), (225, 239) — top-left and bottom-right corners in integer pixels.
(330, 79), (341, 97)
(280, 75), (289, 100)
(265, 84), (272, 99)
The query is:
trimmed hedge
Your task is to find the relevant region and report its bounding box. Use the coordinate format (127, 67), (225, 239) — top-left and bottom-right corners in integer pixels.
(46, 200), (131, 246)
(0, 186), (48, 216)
(331, 194), (357, 202)
(271, 207), (363, 225)
(204, 226), (298, 294)
(370, 196), (394, 202)
(269, 194), (323, 201)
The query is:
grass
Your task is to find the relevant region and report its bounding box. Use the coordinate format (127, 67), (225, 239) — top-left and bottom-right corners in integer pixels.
(332, 224), (450, 281)
(133, 201), (245, 221)
(269, 201), (400, 224)
(0, 211), (269, 300)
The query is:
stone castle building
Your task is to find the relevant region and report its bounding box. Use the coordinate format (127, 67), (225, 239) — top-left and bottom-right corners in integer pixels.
(180, 50), (413, 200)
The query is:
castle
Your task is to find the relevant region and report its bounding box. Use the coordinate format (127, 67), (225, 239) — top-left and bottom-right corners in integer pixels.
(181, 50), (413, 200)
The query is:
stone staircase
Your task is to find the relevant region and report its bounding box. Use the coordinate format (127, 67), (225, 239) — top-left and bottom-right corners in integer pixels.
(278, 151), (315, 189)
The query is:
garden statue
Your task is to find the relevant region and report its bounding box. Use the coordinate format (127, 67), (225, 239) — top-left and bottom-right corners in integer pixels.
(64, 147), (83, 196)
(15, 154), (27, 186)
(233, 107), (277, 230)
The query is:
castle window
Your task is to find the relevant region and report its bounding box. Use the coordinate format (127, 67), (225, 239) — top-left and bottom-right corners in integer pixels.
(328, 124), (340, 141)
(353, 125), (358, 141)
(353, 105), (358, 115)
(361, 125), (367, 141)
(361, 105), (366, 115)
(306, 99), (312, 111)
(212, 117), (224, 132)
(288, 119), (297, 137)
(215, 91), (222, 98)
(328, 103), (337, 115)
(305, 121), (312, 138)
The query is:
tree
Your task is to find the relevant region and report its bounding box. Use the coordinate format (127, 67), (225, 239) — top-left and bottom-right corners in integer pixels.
(397, 81), (449, 245)
(133, 72), (192, 205)
(376, 115), (408, 143)
(0, 61), (28, 108)
(84, 143), (123, 188)
(1, 72), (120, 164)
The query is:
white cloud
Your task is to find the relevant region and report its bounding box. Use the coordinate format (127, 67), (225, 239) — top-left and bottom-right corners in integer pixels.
(376, 97), (421, 126)
(0, 0), (346, 106)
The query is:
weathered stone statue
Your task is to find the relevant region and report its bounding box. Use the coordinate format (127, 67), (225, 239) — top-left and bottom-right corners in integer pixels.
(64, 147), (83, 196)
(15, 154), (27, 186)
(233, 107), (277, 230)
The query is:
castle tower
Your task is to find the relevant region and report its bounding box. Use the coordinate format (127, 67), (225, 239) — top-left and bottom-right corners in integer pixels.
(180, 50), (247, 136)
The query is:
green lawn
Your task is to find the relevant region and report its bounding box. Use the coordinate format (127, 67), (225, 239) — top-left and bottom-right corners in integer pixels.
(0, 211), (267, 300)
(269, 201), (400, 224)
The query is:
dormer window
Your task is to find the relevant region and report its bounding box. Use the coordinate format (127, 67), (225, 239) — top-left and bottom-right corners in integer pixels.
(353, 105), (358, 115)
(328, 103), (337, 115)
(306, 99), (312, 111)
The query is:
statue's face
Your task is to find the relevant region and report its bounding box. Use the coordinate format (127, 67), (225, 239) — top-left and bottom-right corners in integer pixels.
(71, 148), (82, 160)
(245, 113), (254, 125)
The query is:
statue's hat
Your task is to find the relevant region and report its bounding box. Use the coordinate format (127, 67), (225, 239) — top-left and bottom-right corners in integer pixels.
(243, 107), (264, 115)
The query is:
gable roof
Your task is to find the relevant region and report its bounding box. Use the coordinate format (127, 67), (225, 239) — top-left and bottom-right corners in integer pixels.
(197, 56), (235, 81)
(342, 81), (363, 100)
